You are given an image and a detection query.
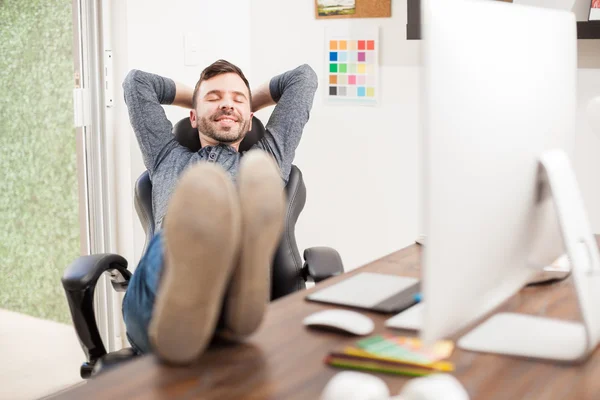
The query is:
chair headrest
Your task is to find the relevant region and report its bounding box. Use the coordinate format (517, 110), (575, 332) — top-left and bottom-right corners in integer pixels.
(172, 116), (266, 153)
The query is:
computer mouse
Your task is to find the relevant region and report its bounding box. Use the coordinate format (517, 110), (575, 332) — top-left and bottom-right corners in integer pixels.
(320, 371), (390, 400)
(526, 253), (571, 285)
(303, 309), (375, 336)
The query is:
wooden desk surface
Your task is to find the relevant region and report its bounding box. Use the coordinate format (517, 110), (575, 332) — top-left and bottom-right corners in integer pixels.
(53, 243), (600, 400)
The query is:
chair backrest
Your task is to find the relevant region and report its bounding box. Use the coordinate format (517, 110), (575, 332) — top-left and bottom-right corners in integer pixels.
(134, 116), (307, 300)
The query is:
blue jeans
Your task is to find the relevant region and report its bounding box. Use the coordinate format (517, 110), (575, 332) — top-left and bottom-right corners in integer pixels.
(122, 233), (165, 354)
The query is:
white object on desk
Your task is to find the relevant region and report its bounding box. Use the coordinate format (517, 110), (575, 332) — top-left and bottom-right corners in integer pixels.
(526, 253), (571, 284)
(320, 371), (390, 400)
(399, 374), (470, 400)
(458, 313), (587, 361)
(303, 309), (375, 336)
(385, 302), (424, 331)
(320, 371), (470, 400)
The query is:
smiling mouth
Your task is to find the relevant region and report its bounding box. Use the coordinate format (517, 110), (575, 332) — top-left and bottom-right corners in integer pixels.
(215, 116), (238, 125)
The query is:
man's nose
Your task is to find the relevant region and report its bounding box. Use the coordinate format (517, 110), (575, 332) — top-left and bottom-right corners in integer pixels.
(219, 97), (234, 110)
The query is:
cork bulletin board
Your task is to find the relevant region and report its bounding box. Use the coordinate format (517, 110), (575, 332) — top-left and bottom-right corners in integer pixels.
(315, 0), (392, 19)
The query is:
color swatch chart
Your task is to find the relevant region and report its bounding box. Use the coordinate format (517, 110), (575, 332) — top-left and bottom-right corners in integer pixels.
(325, 28), (379, 105)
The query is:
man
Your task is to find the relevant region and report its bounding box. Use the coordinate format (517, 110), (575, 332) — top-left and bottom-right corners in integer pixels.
(121, 60), (318, 365)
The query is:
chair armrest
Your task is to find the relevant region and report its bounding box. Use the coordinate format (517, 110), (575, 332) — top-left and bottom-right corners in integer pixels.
(62, 253), (130, 292)
(302, 247), (344, 283)
(61, 254), (131, 378)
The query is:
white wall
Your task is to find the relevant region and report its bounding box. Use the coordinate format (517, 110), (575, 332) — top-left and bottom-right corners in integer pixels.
(250, 0), (420, 270)
(111, 0), (600, 273)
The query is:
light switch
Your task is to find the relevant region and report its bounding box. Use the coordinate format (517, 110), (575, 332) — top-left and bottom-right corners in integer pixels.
(184, 32), (201, 66)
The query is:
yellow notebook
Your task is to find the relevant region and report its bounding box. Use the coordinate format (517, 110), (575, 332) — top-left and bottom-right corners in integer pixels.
(342, 346), (454, 372)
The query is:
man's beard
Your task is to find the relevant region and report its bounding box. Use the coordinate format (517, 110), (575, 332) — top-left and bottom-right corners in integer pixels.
(198, 109), (250, 144)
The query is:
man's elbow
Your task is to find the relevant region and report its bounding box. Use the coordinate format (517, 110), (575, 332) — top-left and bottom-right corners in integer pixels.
(123, 69), (139, 88)
(296, 64), (318, 90)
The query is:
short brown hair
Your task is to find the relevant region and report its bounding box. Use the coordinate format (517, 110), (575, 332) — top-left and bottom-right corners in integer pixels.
(192, 59), (251, 108)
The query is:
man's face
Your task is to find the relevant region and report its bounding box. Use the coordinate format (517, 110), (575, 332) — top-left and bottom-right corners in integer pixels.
(190, 73), (253, 146)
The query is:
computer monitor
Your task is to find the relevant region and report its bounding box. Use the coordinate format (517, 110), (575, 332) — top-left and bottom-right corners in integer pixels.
(421, 0), (600, 362)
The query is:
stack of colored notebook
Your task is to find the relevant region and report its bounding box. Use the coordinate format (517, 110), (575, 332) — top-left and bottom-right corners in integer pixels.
(325, 334), (455, 377)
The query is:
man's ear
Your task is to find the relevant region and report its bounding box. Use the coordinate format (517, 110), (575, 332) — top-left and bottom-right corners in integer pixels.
(190, 109), (198, 128)
(248, 112), (254, 131)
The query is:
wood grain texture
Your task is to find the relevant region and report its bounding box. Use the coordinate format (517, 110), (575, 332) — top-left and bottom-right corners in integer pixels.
(314, 0), (391, 20)
(51, 240), (600, 399)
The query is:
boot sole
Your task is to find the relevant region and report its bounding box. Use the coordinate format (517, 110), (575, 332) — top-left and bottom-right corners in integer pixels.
(222, 151), (286, 339)
(149, 163), (241, 364)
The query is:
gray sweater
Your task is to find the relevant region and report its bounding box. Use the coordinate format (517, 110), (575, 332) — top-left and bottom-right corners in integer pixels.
(123, 64), (318, 229)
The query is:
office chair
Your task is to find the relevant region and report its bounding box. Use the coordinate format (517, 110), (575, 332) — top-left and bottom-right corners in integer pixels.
(62, 116), (344, 378)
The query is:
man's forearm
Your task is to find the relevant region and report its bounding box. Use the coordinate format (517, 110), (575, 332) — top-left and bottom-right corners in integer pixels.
(172, 82), (194, 109)
(251, 82), (276, 112)
(254, 64), (317, 181)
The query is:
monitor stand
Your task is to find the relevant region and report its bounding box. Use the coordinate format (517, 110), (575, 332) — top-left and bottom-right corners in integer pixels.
(458, 149), (600, 363)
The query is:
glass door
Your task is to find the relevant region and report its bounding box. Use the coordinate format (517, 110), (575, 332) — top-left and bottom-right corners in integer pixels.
(0, 0), (82, 325)
(0, 0), (118, 351)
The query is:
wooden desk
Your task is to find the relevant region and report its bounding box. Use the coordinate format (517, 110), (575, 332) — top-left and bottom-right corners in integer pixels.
(52, 244), (600, 400)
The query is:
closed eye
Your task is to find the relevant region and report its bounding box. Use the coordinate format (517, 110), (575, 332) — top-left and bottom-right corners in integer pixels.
(204, 90), (247, 103)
